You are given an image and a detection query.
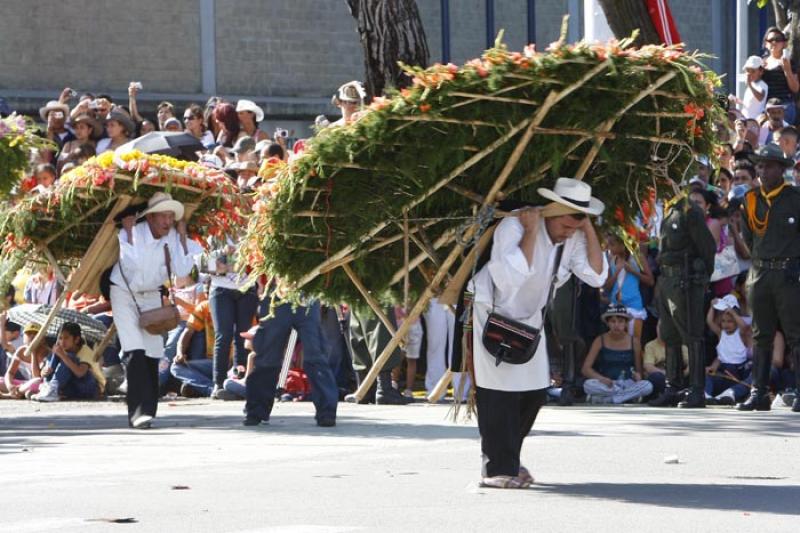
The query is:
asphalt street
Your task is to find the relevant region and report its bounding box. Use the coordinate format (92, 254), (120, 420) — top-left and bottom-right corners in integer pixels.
(1, 399), (798, 532)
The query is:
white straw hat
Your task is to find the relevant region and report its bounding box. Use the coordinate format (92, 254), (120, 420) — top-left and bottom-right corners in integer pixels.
(537, 177), (604, 216)
(140, 192), (185, 220)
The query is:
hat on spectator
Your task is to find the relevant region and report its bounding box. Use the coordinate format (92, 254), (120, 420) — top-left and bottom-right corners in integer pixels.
(72, 113), (102, 138)
(713, 294), (739, 311)
(240, 325), (259, 340)
(38, 100), (70, 121)
(537, 177), (604, 216)
(106, 110), (136, 136)
(23, 322), (42, 335)
(332, 81), (366, 104)
(748, 144), (795, 168)
(141, 192), (184, 220)
(766, 98), (784, 111)
(742, 56), (764, 71)
(235, 99), (264, 122)
(694, 154), (710, 167)
(601, 304), (632, 322)
(199, 154), (224, 169)
(231, 135), (256, 154)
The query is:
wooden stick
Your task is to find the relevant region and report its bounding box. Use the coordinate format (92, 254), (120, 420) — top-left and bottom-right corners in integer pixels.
(574, 71), (678, 179)
(342, 263), (398, 341)
(389, 228), (455, 286)
(391, 115), (503, 127)
(448, 92), (539, 106)
(43, 199), (111, 246)
(403, 212), (410, 312)
(92, 323), (117, 363)
(347, 60), (612, 402)
(427, 369), (452, 403)
(40, 246), (68, 286)
(438, 225), (496, 306)
(24, 288), (68, 359)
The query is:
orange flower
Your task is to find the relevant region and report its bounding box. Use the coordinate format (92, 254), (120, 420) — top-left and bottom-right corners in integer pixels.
(419, 103), (431, 113)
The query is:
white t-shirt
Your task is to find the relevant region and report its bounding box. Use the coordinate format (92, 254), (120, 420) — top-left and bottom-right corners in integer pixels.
(741, 79), (768, 120)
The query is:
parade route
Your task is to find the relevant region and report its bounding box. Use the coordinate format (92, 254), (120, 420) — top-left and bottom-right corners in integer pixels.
(2, 400), (798, 532)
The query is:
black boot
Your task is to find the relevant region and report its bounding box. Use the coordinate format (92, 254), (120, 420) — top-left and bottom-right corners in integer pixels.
(648, 345), (683, 407)
(376, 371), (412, 405)
(737, 346), (772, 411)
(679, 341), (706, 408)
(558, 342), (576, 407)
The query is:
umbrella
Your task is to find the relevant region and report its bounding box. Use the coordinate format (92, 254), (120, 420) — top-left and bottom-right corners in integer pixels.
(7, 304), (112, 346)
(116, 131), (204, 162)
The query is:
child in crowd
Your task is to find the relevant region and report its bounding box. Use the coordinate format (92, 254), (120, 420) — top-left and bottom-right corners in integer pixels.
(32, 163), (58, 194)
(582, 305), (653, 404)
(642, 322), (688, 397)
(31, 322), (99, 402)
(0, 323), (49, 399)
(740, 56), (768, 120)
(704, 295), (752, 405)
(603, 231), (654, 341)
(222, 325), (258, 399)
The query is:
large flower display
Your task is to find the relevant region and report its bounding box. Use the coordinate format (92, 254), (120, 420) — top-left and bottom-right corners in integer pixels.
(0, 113), (55, 196)
(241, 37), (722, 305)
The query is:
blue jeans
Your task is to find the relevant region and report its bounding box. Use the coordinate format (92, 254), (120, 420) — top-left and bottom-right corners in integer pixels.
(46, 353), (98, 399)
(705, 362), (749, 396)
(223, 377), (246, 398)
(209, 286), (258, 387)
(171, 359), (214, 396)
(160, 321), (186, 387)
(245, 301), (338, 422)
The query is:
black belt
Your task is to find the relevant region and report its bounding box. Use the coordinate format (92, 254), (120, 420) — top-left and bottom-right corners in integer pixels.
(752, 258), (800, 270)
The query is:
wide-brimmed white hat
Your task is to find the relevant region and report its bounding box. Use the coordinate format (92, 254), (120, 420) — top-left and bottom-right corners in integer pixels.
(537, 177), (604, 216)
(236, 99), (264, 122)
(141, 192), (184, 220)
(39, 100), (70, 121)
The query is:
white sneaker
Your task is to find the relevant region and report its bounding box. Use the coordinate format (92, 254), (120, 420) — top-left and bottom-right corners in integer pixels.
(132, 415), (153, 429)
(32, 380), (60, 402)
(402, 388), (414, 399)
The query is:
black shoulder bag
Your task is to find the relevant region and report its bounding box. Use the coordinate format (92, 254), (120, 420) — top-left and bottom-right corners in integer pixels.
(481, 244), (564, 367)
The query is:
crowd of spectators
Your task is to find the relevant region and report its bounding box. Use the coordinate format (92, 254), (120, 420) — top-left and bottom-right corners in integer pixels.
(0, 28), (797, 413)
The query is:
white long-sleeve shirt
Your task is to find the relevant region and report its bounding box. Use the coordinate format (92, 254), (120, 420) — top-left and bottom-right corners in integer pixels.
(110, 221), (195, 293)
(470, 215), (608, 391)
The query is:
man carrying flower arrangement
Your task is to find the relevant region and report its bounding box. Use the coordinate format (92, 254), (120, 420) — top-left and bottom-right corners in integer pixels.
(110, 192), (196, 429)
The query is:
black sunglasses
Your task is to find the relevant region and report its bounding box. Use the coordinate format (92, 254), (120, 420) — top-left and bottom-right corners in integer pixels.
(766, 37), (786, 43)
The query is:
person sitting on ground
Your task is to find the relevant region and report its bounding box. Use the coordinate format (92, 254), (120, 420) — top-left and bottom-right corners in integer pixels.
(0, 323), (48, 399)
(704, 295), (753, 405)
(170, 282), (217, 398)
(31, 322), (98, 402)
(642, 322), (688, 397)
(582, 305), (653, 404)
(602, 231), (654, 342)
(222, 326), (259, 399)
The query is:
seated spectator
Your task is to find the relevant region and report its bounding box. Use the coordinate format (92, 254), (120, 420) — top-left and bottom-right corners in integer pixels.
(24, 266), (61, 305)
(705, 296), (752, 405)
(0, 317), (23, 375)
(603, 231), (653, 341)
(642, 322), (688, 397)
(170, 287), (216, 397)
(96, 111), (134, 154)
(31, 322), (99, 402)
(222, 326), (258, 399)
(581, 305), (653, 404)
(0, 323), (48, 399)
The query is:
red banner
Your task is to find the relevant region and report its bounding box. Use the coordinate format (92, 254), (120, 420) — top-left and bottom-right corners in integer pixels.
(645, 0), (681, 46)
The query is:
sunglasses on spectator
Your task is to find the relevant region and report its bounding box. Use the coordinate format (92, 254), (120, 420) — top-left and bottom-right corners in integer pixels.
(766, 37), (786, 43)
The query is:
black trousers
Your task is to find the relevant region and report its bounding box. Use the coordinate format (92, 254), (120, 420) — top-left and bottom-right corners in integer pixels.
(125, 350), (159, 424)
(475, 386), (547, 477)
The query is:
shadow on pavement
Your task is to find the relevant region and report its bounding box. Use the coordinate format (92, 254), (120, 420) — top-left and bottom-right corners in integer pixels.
(534, 482), (800, 516)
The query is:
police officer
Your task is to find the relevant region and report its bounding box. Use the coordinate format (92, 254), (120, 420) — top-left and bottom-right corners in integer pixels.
(648, 187), (715, 408)
(739, 144), (800, 412)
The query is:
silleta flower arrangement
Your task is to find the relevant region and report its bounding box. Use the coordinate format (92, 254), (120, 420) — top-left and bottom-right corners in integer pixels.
(0, 113), (55, 196)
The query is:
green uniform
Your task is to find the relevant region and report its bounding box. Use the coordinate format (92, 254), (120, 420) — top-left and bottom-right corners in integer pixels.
(656, 198), (715, 346)
(741, 185), (800, 350)
(741, 185), (800, 410)
(550, 275), (583, 405)
(651, 197), (715, 407)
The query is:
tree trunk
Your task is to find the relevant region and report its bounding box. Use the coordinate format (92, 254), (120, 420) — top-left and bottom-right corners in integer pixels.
(346, 0), (430, 100)
(597, 0), (662, 46)
(784, 1), (800, 64)
(772, 0), (789, 30)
